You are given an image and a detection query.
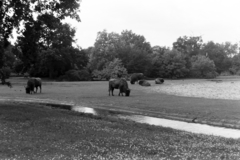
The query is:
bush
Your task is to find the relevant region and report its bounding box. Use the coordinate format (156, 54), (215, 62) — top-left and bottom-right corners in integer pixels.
(92, 58), (128, 80)
(190, 55), (217, 78)
(1, 67), (11, 79)
(220, 71), (232, 76)
(58, 69), (91, 81)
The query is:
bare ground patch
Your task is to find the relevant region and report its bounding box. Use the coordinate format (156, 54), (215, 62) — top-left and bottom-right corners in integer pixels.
(150, 79), (240, 100)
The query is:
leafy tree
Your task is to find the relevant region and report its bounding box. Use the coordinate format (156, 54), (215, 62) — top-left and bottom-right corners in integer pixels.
(173, 36), (203, 69)
(160, 49), (189, 78)
(1, 0), (81, 83)
(13, 59), (24, 75)
(58, 69), (91, 81)
(89, 30), (120, 71)
(89, 30), (152, 76)
(230, 53), (240, 75)
(116, 30), (152, 76)
(92, 58), (128, 80)
(173, 36), (203, 57)
(201, 41), (232, 73)
(190, 55), (217, 78)
(1, 0), (80, 67)
(149, 46), (169, 77)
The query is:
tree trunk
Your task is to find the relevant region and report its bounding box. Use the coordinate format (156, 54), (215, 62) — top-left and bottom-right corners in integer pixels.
(0, 69), (6, 84)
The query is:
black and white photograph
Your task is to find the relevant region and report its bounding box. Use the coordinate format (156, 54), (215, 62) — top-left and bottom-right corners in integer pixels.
(1, 0), (240, 159)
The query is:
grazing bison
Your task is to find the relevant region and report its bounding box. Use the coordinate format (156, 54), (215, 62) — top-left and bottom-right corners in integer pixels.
(139, 80), (151, 86)
(130, 73), (144, 84)
(25, 78), (42, 94)
(109, 78), (130, 96)
(155, 78), (164, 84)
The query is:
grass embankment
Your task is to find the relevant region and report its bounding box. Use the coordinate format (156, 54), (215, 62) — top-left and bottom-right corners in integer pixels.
(1, 101), (240, 160)
(2, 77), (240, 128)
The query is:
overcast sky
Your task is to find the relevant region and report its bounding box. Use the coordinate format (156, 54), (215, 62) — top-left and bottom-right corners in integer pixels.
(65, 0), (240, 49)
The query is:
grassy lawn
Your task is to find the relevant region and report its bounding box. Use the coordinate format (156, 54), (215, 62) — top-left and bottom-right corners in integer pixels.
(2, 77), (240, 128)
(1, 101), (240, 159)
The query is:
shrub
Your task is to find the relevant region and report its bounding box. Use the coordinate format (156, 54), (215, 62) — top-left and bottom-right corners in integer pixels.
(92, 58), (128, 80)
(1, 67), (11, 79)
(58, 69), (91, 81)
(220, 71), (232, 76)
(190, 55), (217, 78)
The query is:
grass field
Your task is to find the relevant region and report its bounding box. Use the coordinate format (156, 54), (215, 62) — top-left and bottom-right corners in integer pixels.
(1, 76), (240, 128)
(1, 101), (240, 159)
(1, 77), (240, 159)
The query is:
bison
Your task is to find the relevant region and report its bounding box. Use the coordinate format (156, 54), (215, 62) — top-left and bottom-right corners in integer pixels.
(109, 78), (130, 96)
(130, 73), (144, 84)
(25, 78), (42, 94)
(155, 78), (164, 84)
(139, 80), (151, 86)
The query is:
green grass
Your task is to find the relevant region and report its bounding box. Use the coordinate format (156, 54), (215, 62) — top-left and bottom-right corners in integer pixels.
(1, 77), (240, 159)
(2, 77), (240, 128)
(1, 101), (240, 159)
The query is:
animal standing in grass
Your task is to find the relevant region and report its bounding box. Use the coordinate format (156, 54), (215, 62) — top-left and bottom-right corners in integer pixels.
(109, 78), (130, 96)
(25, 78), (42, 94)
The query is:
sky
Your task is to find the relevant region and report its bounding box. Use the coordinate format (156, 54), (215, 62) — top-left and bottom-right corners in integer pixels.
(62, 0), (240, 48)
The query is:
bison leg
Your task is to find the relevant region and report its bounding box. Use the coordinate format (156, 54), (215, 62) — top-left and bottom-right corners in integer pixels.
(109, 88), (114, 96)
(112, 89), (114, 96)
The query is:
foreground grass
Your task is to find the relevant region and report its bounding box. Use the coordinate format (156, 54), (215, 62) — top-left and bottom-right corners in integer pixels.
(0, 101), (240, 160)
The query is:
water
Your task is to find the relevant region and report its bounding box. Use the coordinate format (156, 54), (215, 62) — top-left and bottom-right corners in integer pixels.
(68, 105), (240, 139)
(1, 97), (240, 139)
(119, 115), (240, 139)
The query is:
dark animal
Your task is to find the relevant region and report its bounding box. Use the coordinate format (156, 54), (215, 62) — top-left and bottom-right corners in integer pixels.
(25, 78), (42, 94)
(155, 78), (164, 84)
(130, 73), (144, 84)
(139, 80), (151, 86)
(109, 78), (130, 96)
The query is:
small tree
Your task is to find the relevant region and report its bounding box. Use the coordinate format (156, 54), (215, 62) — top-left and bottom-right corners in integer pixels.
(190, 55), (217, 78)
(92, 58), (128, 80)
(160, 49), (189, 78)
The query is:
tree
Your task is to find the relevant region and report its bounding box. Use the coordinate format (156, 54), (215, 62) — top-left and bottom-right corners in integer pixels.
(173, 36), (203, 69)
(230, 53), (240, 75)
(160, 49), (189, 78)
(92, 58), (128, 80)
(173, 36), (203, 57)
(201, 41), (232, 73)
(190, 55), (217, 78)
(116, 30), (152, 76)
(89, 30), (120, 71)
(89, 30), (152, 76)
(149, 46), (169, 77)
(1, 0), (80, 66)
(1, 0), (81, 82)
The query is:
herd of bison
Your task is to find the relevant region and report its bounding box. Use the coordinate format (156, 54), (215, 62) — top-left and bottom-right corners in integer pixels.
(24, 73), (164, 96)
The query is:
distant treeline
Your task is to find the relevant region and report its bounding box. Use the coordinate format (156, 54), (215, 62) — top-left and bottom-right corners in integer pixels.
(1, 0), (240, 82)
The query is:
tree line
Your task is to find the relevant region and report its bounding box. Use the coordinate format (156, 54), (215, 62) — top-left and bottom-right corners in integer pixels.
(82, 30), (240, 80)
(1, 0), (240, 83)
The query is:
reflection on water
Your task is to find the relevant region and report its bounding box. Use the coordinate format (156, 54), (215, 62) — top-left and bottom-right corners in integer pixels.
(72, 106), (97, 115)
(70, 106), (240, 139)
(118, 115), (240, 139)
